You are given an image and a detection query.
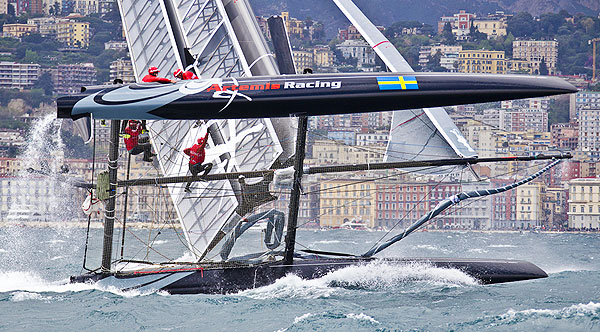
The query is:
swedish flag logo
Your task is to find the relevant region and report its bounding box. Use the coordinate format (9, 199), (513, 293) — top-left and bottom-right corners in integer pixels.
(377, 76), (419, 90)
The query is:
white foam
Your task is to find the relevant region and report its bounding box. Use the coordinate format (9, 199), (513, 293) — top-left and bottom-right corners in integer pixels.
(499, 302), (600, 321)
(238, 261), (477, 299)
(0, 271), (94, 293)
(545, 266), (594, 274)
(467, 248), (488, 254)
(488, 244), (517, 248)
(293, 313), (313, 324)
(346, 313), (380, 324)
(10, 291), (53, 302)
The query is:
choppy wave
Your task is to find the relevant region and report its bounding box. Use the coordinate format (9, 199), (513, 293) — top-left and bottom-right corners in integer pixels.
(275, 312), (380, 332)
(0, 271), (154, 298)
(488, 244), (518, 248)
(495, 302), (600, 323)
(239, 261), (477, 300)
(0, 271), (94, 294)
(413, 244), (451, 253)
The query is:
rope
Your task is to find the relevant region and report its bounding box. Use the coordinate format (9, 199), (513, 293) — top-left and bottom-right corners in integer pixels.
(363, 159), (563, 257)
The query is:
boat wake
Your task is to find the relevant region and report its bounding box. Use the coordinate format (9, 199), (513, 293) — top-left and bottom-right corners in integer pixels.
(239, 261), (477, 299)
(459, 302), (600, 329)
(0, 271), (94, 295)
(0, 271), (158, 299)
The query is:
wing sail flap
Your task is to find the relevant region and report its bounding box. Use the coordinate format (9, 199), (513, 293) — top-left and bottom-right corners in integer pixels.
(332, 0), (477, 163)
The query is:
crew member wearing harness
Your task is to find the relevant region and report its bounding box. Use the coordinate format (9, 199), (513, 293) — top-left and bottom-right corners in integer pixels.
(183, 131), (213, 193)
(123, 120), (155, 162)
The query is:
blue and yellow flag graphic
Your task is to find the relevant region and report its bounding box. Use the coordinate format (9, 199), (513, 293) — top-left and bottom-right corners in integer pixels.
(376, 76), (419, 90)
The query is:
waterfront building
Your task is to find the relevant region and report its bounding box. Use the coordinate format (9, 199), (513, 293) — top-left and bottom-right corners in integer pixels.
(104, 40), (128, 51)
(336, 39), (376, 69)
(568, 178), (600, 230)
(440, 181), (493, 230)
(2, 23), (37, 38)
(313, 45), (335, 69)
(109, 58), (136, 84)
(490, 178), (517, 229)
(326, 131), (356, 146)
(544, 187), (568, 229)
(458, 50), (506, 74)
(512, 40), (558, 75)
(292, 49), (314, 73)
(57, 20), (90, 48)
(550, 122), (578, 151)
(338, 24), (361, 41)
(320, 177), (376, 228)
(438, 10), (475, 40)
(576, 91), (600, 154)
(507, 59), (532, 74)
(280, 11), (303, 36)
(73, 0), (98, 15)
(53, 63), (96, 95)
(516, 182), (545, 229)
(0, 0), (6, 14)
(472, 17), (507, 38)
(0, 61), (40, 90)
(311, 140), (384, 165)
(27, 17), (59, 37)
(356, 132), (388, 146)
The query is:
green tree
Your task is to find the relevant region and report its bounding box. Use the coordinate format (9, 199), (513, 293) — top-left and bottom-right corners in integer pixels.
(33, 72), (54, 96)
(442, 22), (454, 45)
(507, 12), (536, 37)
(539, 58), (549, 75)
(22, 49), (40, 63)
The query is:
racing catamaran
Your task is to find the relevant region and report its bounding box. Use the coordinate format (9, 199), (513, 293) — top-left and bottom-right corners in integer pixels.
(59, 0), (576, 294)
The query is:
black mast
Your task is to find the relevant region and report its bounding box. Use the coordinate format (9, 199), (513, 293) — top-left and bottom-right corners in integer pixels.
(283, 115), (308, 265)
(101, 119), (120, 272)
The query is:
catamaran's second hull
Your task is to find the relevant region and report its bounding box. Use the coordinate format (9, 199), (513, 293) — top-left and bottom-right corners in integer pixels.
(70, 257), (547, 295)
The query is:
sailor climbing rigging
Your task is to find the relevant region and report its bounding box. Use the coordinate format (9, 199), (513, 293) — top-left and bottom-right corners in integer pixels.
(183, 131), (213, 193)
(122, 120), (155, 162)
(142, 66), (176, 83)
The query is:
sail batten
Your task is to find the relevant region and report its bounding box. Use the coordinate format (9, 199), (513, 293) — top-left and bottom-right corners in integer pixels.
(118, 0), (285, 260)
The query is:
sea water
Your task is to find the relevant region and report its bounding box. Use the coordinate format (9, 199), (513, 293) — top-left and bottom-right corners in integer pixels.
(0, 227), (598, 332)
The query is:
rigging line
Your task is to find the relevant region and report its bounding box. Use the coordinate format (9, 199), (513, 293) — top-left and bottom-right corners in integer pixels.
(113, 216), (174, 263)
(368, 161), (549, 252)
(82, 118), (98, 273)
(122, 183), (190, 252)
(309, 129), (459, 160)
(295, 166), (440, 229)
(364, 159), (562, 257)
(366, 166), (457, 251)
(301, 166), (441, 196)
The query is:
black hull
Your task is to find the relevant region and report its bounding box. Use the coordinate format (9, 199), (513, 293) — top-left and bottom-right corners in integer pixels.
(70, 257), (547, 295)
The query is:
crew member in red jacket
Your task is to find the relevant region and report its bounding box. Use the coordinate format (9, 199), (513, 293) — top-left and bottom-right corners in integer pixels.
(142, 66), (176, 83)
(183, 131), (213, 193)
(174, 68), (198, 80)
(123, 120), (154, 162)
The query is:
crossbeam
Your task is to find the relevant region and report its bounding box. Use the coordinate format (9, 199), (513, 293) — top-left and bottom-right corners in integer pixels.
(71, 153), (572, 189)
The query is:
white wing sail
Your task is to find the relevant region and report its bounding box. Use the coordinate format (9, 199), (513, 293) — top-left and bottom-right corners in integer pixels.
(118, 0), (284, 260)
(332, 0), (477, 162)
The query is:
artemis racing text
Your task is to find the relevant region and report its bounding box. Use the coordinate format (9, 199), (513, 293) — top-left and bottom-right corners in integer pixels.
(206, 80), (342, 92)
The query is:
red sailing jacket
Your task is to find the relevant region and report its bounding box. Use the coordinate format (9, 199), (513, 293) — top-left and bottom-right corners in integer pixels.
(142, 74), (173, 83)
(123, 125), (142, 151)
(184, 132), (209, 165)
(181, 71), (198, 80)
